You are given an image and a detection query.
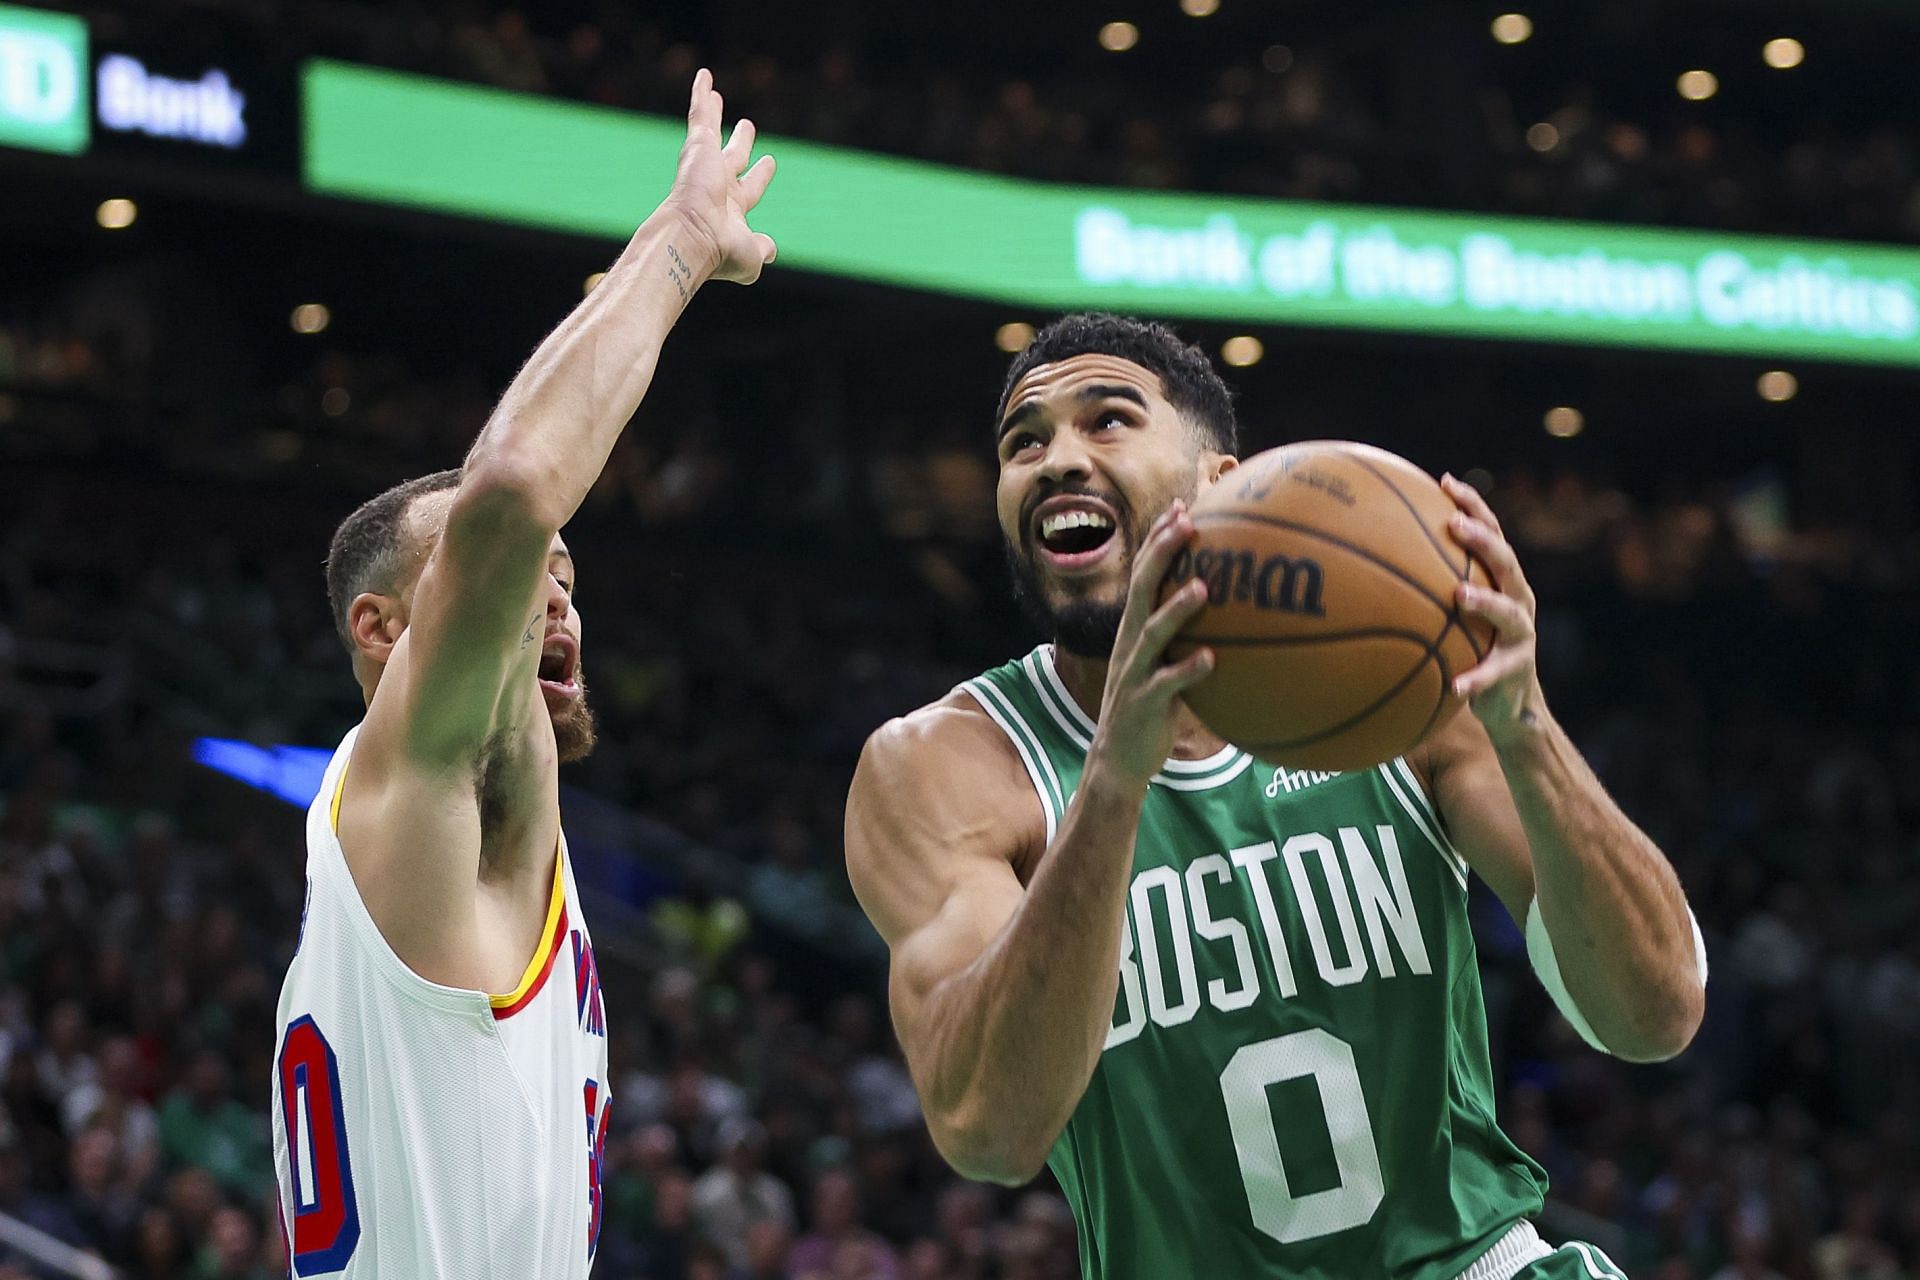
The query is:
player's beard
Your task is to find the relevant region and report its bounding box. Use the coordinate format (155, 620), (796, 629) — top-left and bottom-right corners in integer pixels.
(1005, 531), (1134, 661)
(550, 668), (598, 764)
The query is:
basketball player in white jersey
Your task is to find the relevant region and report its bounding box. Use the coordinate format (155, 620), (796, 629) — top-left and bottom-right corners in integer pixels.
(271, 71), (776, 1278)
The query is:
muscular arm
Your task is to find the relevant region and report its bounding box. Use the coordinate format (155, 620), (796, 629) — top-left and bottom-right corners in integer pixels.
(846, 504), (1212, 1184)
(845, 703), (1148, 1185)
(1422, 701), (1705, 1063)
(388, 207), (718, 769)
(1431, 473), (1704, 1063)
(340, 74), (776, 983)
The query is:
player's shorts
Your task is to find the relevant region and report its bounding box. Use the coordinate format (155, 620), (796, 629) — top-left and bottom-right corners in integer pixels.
(1512, 1240), (1630, 1279)
(1465, 1220), (1630, 1280)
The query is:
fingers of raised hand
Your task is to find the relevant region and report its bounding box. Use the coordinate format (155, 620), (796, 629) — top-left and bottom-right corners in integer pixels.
(738, 153), (776, 208)
(723, 119), (757, 173)
(1455, 581), (1533, 642)
(687, 70), (723, 137)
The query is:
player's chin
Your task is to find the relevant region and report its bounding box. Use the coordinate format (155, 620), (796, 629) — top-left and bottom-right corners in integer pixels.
(551, 699), (597, 764)
(544, 676), (597, 764)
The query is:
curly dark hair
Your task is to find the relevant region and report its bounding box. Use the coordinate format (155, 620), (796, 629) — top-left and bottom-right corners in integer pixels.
(994, 312), (1240, 456)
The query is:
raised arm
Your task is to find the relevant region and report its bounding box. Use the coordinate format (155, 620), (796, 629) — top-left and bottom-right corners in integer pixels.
(389, 69), (776, 769)
(338, 72), (776, 981)
(845, 504), (1212, 1184)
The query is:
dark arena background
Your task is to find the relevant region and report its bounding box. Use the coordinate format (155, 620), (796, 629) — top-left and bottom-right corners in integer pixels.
(4, 1), (1919, 1278)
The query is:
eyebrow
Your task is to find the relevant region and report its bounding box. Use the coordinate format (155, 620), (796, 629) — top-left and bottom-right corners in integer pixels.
(549, 549), (575, 576)
(996, 383), (1151, 442)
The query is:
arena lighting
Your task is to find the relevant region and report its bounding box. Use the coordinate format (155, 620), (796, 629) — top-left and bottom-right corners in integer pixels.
(1490, 13), (1532, 45)
(95, 197), (135, 228)
(1677, 70), (1718, 101)
(995, 321), (1036, 352)
(1757, 370), (1798, 401)
(321, 387), (350, 416)
(1763, 38), (1805, 70)
(290, 302), (330, 334)
(193, 737), (331, 808)
(1180, 0), (1219, 16)
(1525, 123), (1559, 153)
(1098, 21), (1139, 52)
(1261, 44), (1293, 73)
(1543, 406), (1584, 438)
(583, 271), (606, 294)
(1221, 335), (1264, 366)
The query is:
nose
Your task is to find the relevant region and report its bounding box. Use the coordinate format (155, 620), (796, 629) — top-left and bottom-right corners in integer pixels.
(545, 574), (570, 622)
(1035, 430), (1092, 487)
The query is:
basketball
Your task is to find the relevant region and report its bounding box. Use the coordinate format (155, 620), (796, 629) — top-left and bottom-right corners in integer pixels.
(1164, 441), (1495, 772)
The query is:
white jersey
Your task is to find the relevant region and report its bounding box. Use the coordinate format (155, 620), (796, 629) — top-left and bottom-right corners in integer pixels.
(272, 725), (611, 1278)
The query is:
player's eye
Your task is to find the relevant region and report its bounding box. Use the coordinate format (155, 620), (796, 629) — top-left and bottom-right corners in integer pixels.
(1009, 432), (1042, 454)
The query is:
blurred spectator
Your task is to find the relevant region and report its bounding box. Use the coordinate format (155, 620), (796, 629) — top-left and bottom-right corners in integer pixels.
(692, 1116), (797, 1270)
(791, 1168), (900, 1280)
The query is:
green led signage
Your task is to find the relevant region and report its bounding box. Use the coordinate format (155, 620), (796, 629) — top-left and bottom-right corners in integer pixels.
(0, 3), (88, 155)
(303, 60), (1920, 367)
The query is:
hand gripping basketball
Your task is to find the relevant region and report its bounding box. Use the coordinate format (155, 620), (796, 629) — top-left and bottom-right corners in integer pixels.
(663, 69), (778, 286)
(1088, 501), (1217, 786)
(1441, 474), (1546, 740)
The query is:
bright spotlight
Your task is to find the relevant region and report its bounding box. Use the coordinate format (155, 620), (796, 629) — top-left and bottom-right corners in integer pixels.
(1543, 406), (1584, 438)
(1221, 336), (1264, 367)
(1491, 14), (1533, 44)
(291, 303), (331, 335)
(1677, 69), (1719, 101)
(96, 198), (137, 229)
(1763, 38), (1804, 70)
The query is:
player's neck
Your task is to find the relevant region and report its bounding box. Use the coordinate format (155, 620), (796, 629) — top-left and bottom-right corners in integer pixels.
(1051, 645), (1229, 763)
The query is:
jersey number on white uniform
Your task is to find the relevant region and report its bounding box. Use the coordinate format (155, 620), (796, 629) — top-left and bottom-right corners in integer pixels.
(278, 1015), (362, 1275)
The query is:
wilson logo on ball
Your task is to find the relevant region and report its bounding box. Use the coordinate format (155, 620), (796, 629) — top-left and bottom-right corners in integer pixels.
(1173, 547), (1327, 617)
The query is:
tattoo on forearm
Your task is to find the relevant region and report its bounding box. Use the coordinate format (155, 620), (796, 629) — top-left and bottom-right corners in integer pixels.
(666, 244), (694, 301)
(522, 612), (541, 647)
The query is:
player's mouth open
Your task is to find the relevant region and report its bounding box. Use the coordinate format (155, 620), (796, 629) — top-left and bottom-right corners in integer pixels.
(1034, 500), (1118, 572)
(537, 635), (580, 699)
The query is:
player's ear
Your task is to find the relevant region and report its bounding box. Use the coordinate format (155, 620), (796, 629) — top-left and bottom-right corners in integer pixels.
(348, 592), (404, 667)
(1198, 451), (1238, 491)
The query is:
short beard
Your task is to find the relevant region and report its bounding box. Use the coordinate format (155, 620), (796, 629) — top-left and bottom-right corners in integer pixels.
(1005, 541), (1127, 660)
(551, 670), (598, 764)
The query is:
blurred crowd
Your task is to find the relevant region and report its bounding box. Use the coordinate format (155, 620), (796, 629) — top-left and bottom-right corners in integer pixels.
(72, 0), (1920, 241)
(5, 3), (1920, 1273)
(3, 415), (1920, 1280)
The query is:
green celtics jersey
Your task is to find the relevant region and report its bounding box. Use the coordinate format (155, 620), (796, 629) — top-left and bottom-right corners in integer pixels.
(959, 645), (1548, 1280)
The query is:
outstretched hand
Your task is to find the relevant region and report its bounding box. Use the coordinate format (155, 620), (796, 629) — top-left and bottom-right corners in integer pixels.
(664, 69), (778, 286)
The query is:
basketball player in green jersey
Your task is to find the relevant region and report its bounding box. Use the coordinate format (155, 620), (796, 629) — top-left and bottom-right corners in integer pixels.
(845, 313), (1708, 1280)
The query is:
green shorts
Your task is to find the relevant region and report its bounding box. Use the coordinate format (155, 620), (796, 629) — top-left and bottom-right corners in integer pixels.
(1512, 1239), (1631, 1279)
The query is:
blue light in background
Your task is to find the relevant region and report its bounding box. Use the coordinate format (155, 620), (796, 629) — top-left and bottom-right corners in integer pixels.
(192, 738), (332, 808)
